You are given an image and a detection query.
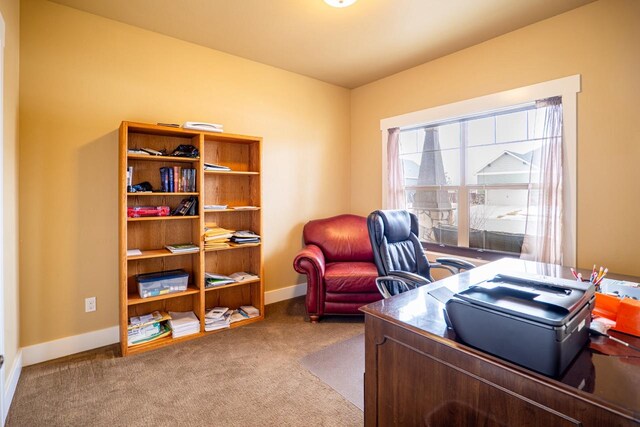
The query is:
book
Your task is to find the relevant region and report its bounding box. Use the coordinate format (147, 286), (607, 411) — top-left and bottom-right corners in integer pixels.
(165, 243), (199, 253)
(127, 248), (142, 257)
(168, 166), (174, 192)
(173, 166), (181, 192)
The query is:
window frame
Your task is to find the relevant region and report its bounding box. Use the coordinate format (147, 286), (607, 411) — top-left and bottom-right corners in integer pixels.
(380, 75), (580, 266)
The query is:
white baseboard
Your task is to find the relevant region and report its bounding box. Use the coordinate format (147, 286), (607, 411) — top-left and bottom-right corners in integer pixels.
(22, 326), (119, 367)
(265, 282), (307, 305)
(18, 285), (306, 367)
(3, 349), (22, 423)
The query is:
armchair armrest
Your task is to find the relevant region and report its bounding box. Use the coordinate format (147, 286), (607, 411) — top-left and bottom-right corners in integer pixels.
(293, 244), (326, 318)
(293, 244), (325, 277)
(433, 257), (476, 274)
(376, 271), (431, 299)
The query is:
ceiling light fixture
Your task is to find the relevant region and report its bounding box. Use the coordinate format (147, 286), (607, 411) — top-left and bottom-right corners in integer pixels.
(324, 0), (357, 8)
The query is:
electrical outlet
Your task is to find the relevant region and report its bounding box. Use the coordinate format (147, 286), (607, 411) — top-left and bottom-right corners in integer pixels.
(85, 297), (96, 312)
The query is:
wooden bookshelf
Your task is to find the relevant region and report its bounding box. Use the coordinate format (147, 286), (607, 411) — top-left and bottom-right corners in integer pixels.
(119, 121), (264, 356)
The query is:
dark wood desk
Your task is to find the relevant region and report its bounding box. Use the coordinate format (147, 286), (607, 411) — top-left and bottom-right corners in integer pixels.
(361, 258), (640, 426)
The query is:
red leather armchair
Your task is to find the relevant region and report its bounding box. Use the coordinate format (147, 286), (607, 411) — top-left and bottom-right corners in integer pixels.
(293, 214), (382, 322)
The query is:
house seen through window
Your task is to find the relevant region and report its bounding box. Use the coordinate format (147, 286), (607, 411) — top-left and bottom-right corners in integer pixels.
(399, 102), (557, 255)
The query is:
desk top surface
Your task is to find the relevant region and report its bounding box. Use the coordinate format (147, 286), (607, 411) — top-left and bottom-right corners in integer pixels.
(361, 258), (640, 418)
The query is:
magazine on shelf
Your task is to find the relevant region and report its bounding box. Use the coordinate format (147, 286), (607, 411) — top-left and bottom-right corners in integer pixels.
(128, 311), (171, 330)
(205, 307), (229, 319)
(239, 305), (260, 319)
(204, 204), (228, 210)
(228, 271), (259, 282)
(128, 323), (171, 347)
(165, 243), (199, 253)
(204, 162), (231, 171)
(204, 273), (236, 288)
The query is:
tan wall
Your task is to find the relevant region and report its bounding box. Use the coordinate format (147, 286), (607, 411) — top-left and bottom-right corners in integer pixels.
(350, 0), (640, 276)
(1, 0), (19, 388)
(19, 0), (350, 346)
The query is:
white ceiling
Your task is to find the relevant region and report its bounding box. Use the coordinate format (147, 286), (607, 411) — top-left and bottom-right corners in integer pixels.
(50, 0), (595, 88)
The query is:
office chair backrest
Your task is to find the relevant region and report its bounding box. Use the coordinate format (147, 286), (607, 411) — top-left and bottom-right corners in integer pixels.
(367, 210), (433, 281)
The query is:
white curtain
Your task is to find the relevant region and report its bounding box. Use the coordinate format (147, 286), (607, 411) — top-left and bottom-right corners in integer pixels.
(521, 97), (563, 264)
(386, 128), (406, 209)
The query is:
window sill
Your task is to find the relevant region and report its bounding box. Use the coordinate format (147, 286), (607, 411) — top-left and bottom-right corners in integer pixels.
(423, 243), (519, 265)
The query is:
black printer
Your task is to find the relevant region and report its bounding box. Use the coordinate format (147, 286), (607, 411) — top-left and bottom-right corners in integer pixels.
(445, 272), (595, 377)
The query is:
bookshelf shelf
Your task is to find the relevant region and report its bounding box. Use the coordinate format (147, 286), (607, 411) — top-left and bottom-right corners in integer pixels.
(204, 243), (261, 252)
(201, 316), (264, 337)
(127, 215), (199, 222)
(120, 121), (264, 357)
(127, 286), (200, 306)
(126, 332), (205, 355)
(204, 278), (261, 292)
(204, 170), (259, 175)
(127, 248), (200, 261)
(204, 207), (261, 213)
(127, 154), (200, 163)
(127, 192), (199, 197)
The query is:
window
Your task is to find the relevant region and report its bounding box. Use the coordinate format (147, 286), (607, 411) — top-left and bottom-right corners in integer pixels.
(381, 75), (579, 264)
(399, 103), (547, 255)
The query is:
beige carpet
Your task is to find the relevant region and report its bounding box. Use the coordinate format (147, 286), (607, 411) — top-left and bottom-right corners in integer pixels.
(7, 297), (364, 427)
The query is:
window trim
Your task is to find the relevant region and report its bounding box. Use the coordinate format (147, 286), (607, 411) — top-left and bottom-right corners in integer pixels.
(380, 75), (580, 266)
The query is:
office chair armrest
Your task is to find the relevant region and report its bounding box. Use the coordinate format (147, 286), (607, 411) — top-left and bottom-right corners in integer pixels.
(376, 271), (432, 299)
(388, 270), (432, 287)
(433, 257), (476, 274)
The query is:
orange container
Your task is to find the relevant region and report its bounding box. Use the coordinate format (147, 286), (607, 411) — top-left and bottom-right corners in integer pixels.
(594, 293), (640, 337)
(614, 298), (640, 337)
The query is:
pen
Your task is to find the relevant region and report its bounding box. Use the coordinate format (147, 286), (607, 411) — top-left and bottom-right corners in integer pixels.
(595, 266), (604, 282)
(595, 268), (608, 286)
(591, 264), (596, 282)
(570, 268), (578, 279)
(577, 272), (583, 282)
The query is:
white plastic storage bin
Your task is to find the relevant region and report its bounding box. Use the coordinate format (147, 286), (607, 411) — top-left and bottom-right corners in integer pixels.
(136, 269), (189, 298)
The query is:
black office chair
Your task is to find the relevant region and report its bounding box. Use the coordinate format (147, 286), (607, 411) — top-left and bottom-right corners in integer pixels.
(367, 209), (476, 298)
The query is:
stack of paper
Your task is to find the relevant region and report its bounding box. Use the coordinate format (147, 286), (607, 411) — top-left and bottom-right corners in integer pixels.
(168, 311), (200, 338)
(230, 230), (261, 246)
(203, 223), (234, 249)
(205, 307), (231, 331)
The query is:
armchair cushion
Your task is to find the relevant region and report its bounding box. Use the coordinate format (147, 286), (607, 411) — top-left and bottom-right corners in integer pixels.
(324, 262), (379, 294)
